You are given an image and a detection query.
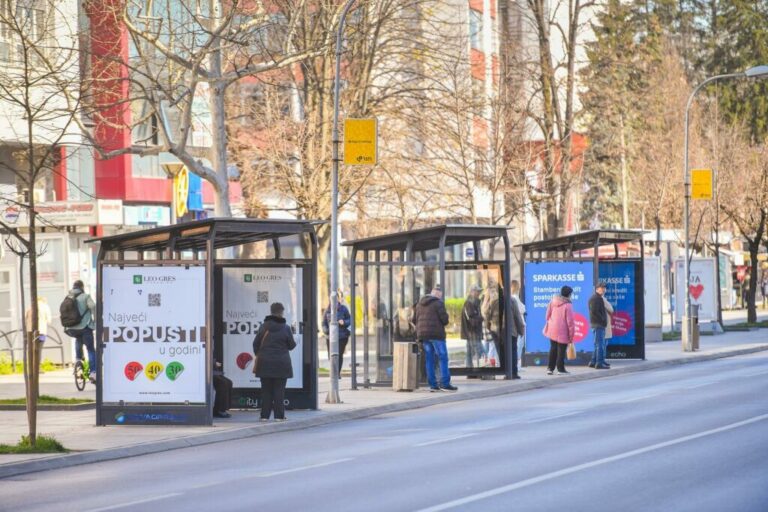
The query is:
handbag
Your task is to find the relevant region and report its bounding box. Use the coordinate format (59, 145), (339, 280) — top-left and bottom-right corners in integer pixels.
(566, 342), (576, 360)
(252, 329), (270, 375)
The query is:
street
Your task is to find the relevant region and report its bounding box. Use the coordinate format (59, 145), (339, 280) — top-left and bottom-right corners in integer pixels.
(1, 352), (767, 512)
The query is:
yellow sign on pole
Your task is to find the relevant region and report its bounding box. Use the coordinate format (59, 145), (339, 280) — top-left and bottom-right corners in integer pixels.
(344, 118), (378, 165)
(173, 166), (189, 218)
(691, 168), (713, 200)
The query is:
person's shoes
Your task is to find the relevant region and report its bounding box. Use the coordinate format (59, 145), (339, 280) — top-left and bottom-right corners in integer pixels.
(595, 365), (610, 370)
(587, 362), (595, 368)
(511, 374), (521, 380)
(604, 363), (611, 368)
(557, 370), (570, 375)
(440, 384), (458, 391)
(275, 418), (288, 422)
(547, 370), (554, 375)
(88, 372), (97, 383)
(429, 386), (442, 392)
(259, 418), (269, 422)
(213, 411), (231, 419)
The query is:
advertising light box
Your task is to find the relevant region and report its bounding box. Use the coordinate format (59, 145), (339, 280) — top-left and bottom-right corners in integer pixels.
(101, 266), (207, 404)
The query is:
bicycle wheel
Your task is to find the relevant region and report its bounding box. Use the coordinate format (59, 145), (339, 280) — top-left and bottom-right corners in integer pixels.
(74, 361), (86, 391)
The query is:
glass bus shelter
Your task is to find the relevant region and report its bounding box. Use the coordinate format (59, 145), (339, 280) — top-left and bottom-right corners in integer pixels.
(343, 225), (516, 389)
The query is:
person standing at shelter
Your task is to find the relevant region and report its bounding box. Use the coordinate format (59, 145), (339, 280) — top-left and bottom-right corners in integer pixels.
(253, 302), (296, 421)
(510, 280), (526, 369)
(461, 285), (484, 369)
(323, 290), (352, 376)
(601, 291), (614, 368)
(413, 284), (457, 391)
(63, 280), (97, 383)
(543, 286), (575, 375)
(588, 282), (610, 370)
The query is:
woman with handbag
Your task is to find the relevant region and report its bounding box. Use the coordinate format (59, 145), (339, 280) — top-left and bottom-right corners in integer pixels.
(543, 286), (575, 375)
(253, 302), (297, 421)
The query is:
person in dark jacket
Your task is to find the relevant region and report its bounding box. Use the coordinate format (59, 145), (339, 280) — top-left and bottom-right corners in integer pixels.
(461, 285), (484, 368)
(412, 285), (456, 391)
(482, 283), (524, 379)
(588, 282), (610, 370)
(212, 358), (233, 419)
(253, 302), (297, 421)
(322, 290), (352, 375)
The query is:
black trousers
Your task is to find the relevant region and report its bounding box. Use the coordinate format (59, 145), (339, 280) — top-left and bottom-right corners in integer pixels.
(261, 377), (288, 419)
(213, 374), (233, 413)
(326, 336), (349, 375)
(548, 340), (567, 372)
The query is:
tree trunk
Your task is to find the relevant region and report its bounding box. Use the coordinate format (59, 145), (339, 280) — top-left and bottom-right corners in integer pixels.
(746, 212), (766, 323)
(208, 0), (231, 218)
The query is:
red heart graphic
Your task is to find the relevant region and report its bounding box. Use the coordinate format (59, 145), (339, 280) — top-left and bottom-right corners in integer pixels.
(689, 284), (704, 300)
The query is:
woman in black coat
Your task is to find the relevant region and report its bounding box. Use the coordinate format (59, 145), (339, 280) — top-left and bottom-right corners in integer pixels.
(253, 302), (297, 421)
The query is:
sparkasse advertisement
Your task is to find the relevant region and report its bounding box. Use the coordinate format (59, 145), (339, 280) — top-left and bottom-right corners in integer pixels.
(101, 266), (207, 403)
(222, 267), (304, 389)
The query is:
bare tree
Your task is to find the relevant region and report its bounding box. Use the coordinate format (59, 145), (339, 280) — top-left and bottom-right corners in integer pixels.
(0, 0), (82, 446)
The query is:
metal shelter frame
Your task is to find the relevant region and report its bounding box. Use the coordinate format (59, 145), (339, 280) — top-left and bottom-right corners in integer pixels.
(343, 224), (515, 389)
(88, 218), (321, 425)
(519, 229), (646, 361)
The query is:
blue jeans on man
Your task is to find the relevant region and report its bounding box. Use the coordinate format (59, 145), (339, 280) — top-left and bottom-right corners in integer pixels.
(423, 339), (451, 388)
(590, 327), (607, 367)
(73, 327), (97, 377)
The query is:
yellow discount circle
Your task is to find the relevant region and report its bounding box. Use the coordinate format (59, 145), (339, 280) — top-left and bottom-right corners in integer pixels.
(145, 361), (165, 381)
(174, 166), (189, 218)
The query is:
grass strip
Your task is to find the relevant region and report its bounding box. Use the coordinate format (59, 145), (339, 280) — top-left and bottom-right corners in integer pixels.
(0, 395), (94, 406)
(0, 435), (67, 454)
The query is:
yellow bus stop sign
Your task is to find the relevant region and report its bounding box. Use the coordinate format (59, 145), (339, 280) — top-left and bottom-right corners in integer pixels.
(691, 168), (713, 200)
(344, 118), (378, 165)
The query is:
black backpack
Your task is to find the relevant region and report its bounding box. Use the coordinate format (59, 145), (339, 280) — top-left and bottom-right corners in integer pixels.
(60, 293), (84, 328)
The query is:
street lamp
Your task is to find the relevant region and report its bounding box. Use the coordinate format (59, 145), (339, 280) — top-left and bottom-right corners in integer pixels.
(683, 64), (768, 350)
(327, 0), (357, 404)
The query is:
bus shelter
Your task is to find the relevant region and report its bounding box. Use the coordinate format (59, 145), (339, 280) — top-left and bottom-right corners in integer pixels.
(89, 218), (320, 426)
(519, 230), (646, 367)
(343, 225), (517, 389)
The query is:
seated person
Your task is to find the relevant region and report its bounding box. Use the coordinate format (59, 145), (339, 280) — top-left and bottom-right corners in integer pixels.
(213, 359), (233, 419)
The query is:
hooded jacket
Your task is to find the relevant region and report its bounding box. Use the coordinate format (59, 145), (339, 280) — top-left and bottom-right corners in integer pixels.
(412, 295), (449, 341)
(253, 315), (297, 379)
(543, 295), (575, 345)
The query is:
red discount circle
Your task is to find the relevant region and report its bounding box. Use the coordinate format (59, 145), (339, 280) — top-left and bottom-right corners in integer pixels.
(573, 313), (589, 342)
(612, 311), (632, 337)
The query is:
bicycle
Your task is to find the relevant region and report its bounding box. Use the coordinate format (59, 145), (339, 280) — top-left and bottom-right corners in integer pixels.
(73, 359), (94, 391)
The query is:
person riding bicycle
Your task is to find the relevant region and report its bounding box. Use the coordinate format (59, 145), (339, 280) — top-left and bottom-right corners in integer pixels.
(65, 280), (97, 383)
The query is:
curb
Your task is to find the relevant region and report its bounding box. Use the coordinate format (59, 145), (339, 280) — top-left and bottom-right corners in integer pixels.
(2, 343), (767, 479)
(0, 403), (95, 412)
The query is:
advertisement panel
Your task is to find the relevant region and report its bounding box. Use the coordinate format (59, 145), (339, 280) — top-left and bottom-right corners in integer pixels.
(102, 266), (207, 403)
(222, 267), (304, 389)
(643, 257), (663, 327)
(523, 261), (594, 365)
(675, 258), (717, 322)
(599, 261), (637, 346)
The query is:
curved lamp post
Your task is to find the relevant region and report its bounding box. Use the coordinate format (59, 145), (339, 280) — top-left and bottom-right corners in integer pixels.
(683, 65), (768, 350)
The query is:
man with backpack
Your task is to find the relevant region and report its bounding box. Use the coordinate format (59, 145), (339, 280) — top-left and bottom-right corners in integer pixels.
(61, 280), (97, 383)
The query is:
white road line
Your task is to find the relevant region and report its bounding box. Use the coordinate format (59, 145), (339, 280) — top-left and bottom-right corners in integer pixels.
(257, 457), (353, 477)
(526, 411), (583, 423)
(684, 381), (721, 390)
(86, 493), (182, 512)
(618, 392), (665, 403)
(415, 412), (768, 512)
(415, 433), (478, 447)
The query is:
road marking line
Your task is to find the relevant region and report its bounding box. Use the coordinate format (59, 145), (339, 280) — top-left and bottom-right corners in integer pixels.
(257, 458), (353, 477)
(86, 493), (182, 512)
(618, 392), (665, 403)
(684, 381), (721, 389)
(415, 433), (477, 447)
(526, 411), (582, 423)
(415, 412), (768, 512)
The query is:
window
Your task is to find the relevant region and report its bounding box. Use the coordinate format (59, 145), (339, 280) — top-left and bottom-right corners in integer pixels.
(469, 9), (483, 51)
(0, 1), (48, 63)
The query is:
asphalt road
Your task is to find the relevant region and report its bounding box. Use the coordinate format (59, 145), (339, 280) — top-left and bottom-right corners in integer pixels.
(2, 352), (767, 512)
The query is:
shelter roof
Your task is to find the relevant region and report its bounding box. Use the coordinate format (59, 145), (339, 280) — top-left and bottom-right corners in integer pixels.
(343, 224), (508, 254)
(518, 230), (644, 255)
(87, 218), (322, 254)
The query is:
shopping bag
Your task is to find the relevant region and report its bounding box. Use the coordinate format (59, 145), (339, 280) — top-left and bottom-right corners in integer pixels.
(566, 342), (576, 360)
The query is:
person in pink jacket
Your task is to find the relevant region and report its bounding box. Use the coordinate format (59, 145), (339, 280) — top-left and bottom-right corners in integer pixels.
(543, 286), (575, 375)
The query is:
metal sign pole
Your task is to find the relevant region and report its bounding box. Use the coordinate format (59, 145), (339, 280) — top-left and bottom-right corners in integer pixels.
(328, 0), (357, 404)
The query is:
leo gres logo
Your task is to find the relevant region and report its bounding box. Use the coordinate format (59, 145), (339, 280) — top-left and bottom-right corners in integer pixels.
(243, 273), (282, 282)
(132, 275), (177, 284)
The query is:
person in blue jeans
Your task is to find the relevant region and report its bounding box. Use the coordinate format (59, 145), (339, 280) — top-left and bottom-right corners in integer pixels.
(412, 285), (457, 391)
(65, 280), (98, 382)
(588, 282), (610, 369)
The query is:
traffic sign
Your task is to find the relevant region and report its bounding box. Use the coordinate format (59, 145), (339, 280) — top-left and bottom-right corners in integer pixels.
(691, 168), (713, 200)
(344, 118), (377, 165)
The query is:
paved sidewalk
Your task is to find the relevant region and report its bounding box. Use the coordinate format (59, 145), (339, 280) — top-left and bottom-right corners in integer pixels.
(1, 327), (767, 479)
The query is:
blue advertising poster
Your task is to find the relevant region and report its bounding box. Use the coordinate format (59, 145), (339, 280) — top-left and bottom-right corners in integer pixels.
(598, 262), (636, 346)
(523, 261), (594, 365)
